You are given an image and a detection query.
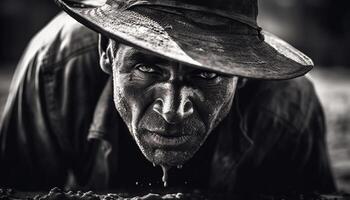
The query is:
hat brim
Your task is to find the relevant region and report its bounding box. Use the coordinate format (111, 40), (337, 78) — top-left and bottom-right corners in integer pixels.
(56, 0), (313, 80)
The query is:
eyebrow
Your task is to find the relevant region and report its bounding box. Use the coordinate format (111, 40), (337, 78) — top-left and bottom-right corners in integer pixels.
(123, 48), (173, 65)
(120, 47), (229, 75)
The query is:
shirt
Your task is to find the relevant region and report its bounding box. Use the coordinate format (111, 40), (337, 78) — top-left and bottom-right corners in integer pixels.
(0, 12), (336, 195)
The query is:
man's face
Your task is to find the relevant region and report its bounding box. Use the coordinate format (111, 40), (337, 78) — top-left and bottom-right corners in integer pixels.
(110, 43), (238, 167)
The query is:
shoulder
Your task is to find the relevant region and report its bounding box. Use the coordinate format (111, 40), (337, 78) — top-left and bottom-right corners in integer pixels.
(238, 76), (322, 134)
(250, 76), (318, 113)
(24, 12), (99, 69)
(7, 12), (109, 134)
(15, 12), (108, 98)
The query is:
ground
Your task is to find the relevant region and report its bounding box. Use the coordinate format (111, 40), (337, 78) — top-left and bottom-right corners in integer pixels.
(0, 65), (349, 192)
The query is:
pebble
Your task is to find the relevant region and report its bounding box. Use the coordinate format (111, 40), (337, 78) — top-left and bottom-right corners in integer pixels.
(50, 192), (65, 200)
(103, 196), (114, 200)
(33, 194), (41, 200)
(66, 191), (74, 195)
(107, 193), (120, 198)
(50, 187), (61, 193)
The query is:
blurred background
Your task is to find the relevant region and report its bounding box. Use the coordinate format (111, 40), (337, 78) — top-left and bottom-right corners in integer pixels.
(0, 0), (350, 193)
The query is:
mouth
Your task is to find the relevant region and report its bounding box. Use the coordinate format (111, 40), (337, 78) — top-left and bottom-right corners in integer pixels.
(142, 130), (193, 148)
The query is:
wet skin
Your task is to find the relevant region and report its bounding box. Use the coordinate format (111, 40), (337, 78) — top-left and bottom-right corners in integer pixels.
(109, 43), (239, 168)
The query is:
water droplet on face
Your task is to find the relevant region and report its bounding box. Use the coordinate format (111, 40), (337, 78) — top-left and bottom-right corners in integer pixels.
(135, 181), (139, 185)
(161, 165), (169, 187)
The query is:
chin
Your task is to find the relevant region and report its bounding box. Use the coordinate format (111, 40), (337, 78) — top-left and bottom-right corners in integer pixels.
(130, 110), (209, 167)
(134, 133), (204, 167)
(151, 149), (195, 167)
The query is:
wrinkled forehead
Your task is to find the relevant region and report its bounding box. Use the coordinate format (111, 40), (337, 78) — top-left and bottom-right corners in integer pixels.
(116, 44), (173, 63)
(114, 43), (224, 73)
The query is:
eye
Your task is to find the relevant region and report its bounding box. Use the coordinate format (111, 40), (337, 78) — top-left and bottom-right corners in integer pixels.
(136, 64), (157, 73)
(197, 71), (218, 80)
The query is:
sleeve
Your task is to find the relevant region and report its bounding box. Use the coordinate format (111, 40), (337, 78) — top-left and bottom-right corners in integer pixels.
(0, 42), (69, 189)
(0, 21), (109, 189)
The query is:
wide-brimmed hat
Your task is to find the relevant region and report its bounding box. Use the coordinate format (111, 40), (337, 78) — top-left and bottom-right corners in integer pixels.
(55, 0), (313, 79)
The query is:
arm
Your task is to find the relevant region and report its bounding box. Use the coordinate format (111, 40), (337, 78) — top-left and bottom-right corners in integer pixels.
(0, 39), (68, 189)
(234, 77), (336, 194)
(0, 13), (108, 189)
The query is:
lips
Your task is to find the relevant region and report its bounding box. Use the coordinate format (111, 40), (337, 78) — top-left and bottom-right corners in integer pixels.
(148, 128), (184, 137)
(142, 130), (193, 148)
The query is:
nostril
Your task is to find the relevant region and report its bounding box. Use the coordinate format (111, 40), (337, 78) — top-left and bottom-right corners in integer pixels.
(153, 98), (193, 123)
(153, 98), (163, 114)
(183, 100), (193, 115)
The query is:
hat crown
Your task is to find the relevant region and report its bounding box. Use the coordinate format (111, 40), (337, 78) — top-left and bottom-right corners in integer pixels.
(107, 0), (258, 21)
(105, 0), (260, 29)
(174, 0), (258, 20)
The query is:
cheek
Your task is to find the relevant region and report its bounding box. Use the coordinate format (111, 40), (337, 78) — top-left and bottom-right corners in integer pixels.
(113, 74), (132, 129)
(112, 72), (154, 133)
(199, 78), (238, 130)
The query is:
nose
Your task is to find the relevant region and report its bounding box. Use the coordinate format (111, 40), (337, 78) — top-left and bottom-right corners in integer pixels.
(153, 85), (194, 124)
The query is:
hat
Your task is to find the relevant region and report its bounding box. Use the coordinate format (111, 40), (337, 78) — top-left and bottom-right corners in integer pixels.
(55, 0), (313, 79)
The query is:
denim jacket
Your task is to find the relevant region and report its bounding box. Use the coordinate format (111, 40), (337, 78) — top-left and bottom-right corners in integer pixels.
(0, 12), (335, 194)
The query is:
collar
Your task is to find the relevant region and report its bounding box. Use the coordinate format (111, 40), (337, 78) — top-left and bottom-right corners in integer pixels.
(88, 78), (116, 142)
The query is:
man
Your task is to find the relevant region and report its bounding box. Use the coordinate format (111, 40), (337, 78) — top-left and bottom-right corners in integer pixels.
(0, 0), (335, 195)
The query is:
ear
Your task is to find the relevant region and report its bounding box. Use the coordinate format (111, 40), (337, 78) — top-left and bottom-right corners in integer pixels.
(237, 78), (248, 89)
(98, 34), (113, 74)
